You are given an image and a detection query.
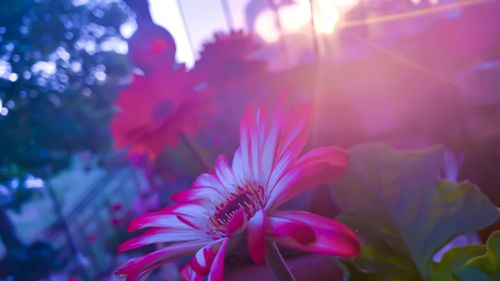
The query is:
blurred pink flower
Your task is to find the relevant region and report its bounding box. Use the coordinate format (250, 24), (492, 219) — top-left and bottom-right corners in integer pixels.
(87, 233), (98, 244)
(128, 21), (177, 73)
(111, 203), (124, 212)
(115, 103), (359, 281)
(132, 192), (160, 216)
(192, 31), (265, 89)
(111, 64), (214, 160)
(111, 217), (122, 227)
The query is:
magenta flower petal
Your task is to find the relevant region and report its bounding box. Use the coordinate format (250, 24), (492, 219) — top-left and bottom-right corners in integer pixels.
(193, 173), (226, 191)
(116, 240), (206, 281)
(226, 209), (246, 236)
(266, 216), (316, 245)
(127, 211), (188, 233)
(246, 210), (266, 264)
(269, 211), (360, 257)
(118, 228), (206, 253)
(180, 240), (226, 281)
(190, 241), (219, 276)
(172, 186), (225, 204)
(270, 103), (312, 161)
(207, 239), (228, 281)
(179, 263), (203, 281)
(268, 146), (349, 210)
(128, 203), (206, 232)
(238, 104), (312, 191)
(215, 155), (238, 191)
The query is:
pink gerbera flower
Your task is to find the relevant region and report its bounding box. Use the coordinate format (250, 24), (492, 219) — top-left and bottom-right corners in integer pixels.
(116, 103), (360, 281)
(111, 64), (214, 160)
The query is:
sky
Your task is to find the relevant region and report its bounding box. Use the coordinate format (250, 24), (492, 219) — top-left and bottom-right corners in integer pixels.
(147, 0), (363, 67)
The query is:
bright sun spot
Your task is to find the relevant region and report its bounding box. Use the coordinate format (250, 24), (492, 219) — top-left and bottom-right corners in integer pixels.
(254, 10), (281, 43)
(314, 0), (341, 34)
(254, 0), (359, 43)
(280, 2), (311, 33)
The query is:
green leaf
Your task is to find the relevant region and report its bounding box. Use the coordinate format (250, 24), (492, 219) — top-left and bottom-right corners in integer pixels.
(330, 144), (499, 281)
(430, 245), (485, 281)
(455, 231), (500, 281)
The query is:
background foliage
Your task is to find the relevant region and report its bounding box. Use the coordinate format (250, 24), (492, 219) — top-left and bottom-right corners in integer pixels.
(330, 144), (499, 281)
(0, 0), (131, 184)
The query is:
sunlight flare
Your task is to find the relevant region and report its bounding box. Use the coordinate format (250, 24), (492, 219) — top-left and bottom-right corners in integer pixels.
(254, 0), (359, 42)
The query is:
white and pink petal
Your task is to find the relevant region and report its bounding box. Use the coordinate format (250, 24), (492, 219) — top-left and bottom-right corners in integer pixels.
(118, 228), (208, 253)
(214, 155), (238, 193)
(193, 173), (226, 193)
(179, 263), (202, 281)
(116, 240), (206, 281)
(266, 146), (348, 210)
(246, 210), (266, 264)
(207, 239), (228, 281)
(128, 203), (209, 232)
(128, 211), (188, 233)
(172, 186), (224, 204)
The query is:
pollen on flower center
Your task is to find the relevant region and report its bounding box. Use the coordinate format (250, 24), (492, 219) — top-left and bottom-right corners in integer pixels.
(210, 182), (264, 232)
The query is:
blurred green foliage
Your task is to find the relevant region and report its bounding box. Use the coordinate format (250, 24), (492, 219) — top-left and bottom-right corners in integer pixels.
(0, 1), (133, 279)
(431, 231), (500, 281)
(454, 231), (500, 281)
(330, 144), (499, 281)
(0, 0), (132, 185)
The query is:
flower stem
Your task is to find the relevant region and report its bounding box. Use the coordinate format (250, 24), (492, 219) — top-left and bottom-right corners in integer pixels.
(266, 240), (297, 281)
(180, 133), (211, 172)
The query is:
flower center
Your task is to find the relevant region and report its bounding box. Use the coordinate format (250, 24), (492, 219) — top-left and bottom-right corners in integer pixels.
(209, 182), (264, 232)
(152, 100), (173, 119)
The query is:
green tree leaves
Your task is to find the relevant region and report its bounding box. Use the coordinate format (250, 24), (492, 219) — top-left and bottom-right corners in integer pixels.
(330, 144), (499, 281)
(0, 0), (132, 183)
